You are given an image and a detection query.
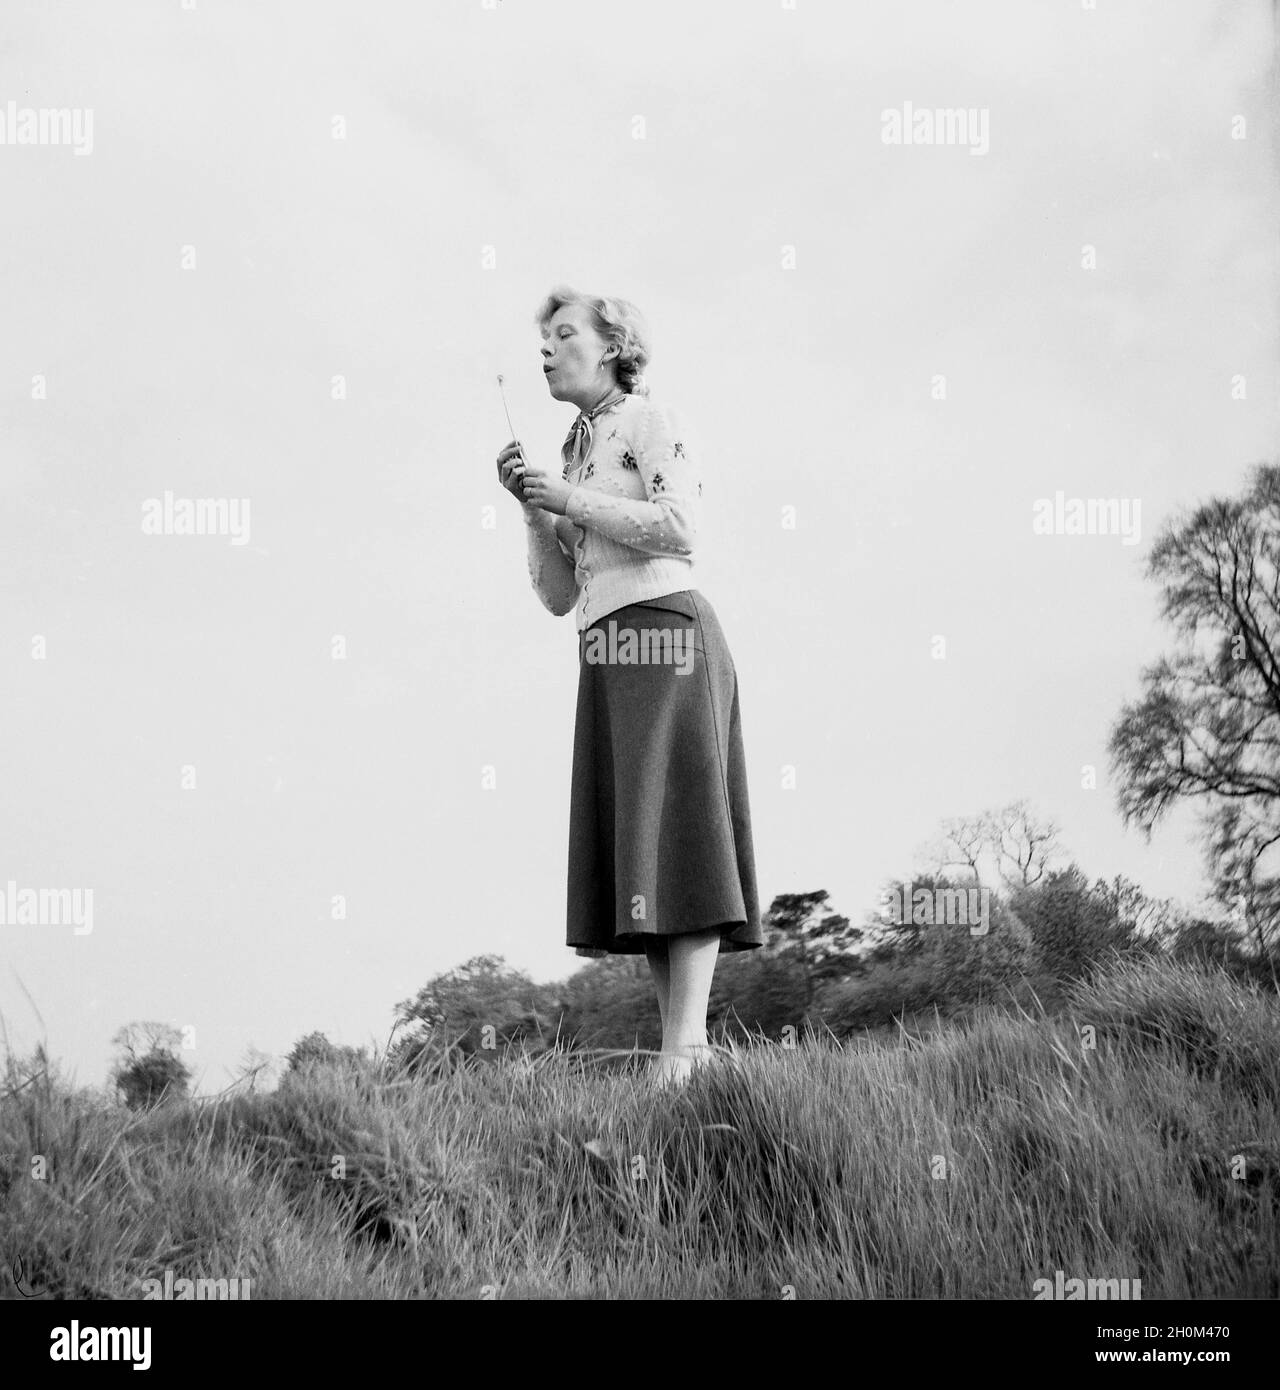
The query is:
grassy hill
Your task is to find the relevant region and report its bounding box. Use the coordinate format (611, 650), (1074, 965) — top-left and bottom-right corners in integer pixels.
(2, 953), (1277, 1299)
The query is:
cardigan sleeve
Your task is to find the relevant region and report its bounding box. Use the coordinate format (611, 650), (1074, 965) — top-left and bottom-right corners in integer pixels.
(562, 399), (699, 558)
(523, 503), (580, 616)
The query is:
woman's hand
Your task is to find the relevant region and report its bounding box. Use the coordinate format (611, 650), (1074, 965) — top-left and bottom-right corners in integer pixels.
(495, 439), (529, 503)
(519, 467), (574, 516)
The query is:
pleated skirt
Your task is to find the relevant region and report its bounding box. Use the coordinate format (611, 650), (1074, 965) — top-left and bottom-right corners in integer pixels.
(566, 589), (763, 956)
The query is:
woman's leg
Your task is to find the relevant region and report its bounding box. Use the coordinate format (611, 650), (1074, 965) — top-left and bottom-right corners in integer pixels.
(643, 936), (670, 1034)
(652, 926), (722, 1085)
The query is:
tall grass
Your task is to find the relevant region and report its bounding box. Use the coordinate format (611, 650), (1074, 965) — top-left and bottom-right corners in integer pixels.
(2, 953), (1276, 1298)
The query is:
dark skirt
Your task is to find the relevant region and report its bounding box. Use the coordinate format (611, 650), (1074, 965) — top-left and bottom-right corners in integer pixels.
(566, 589), (763, 956)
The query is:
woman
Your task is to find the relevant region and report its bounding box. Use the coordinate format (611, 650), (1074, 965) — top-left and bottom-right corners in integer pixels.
(495, 286), (762, 1087)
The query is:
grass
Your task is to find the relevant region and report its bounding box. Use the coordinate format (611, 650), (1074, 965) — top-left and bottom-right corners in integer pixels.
(1, 953), (1277, 1299)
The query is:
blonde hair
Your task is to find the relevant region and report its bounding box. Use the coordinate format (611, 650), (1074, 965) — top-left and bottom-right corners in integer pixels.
(534, 285), (652, 397)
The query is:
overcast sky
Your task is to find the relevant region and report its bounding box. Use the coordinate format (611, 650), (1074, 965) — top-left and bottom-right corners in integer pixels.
(1, 0), (1276, 1093)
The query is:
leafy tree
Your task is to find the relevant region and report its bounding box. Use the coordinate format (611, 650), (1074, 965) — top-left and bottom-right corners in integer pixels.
(284, 1031), (368, 1075)
(110, 1022), (191, 1109)
(761, 891), (864, 1007)
(1090, 874), (1178, 942)
(390, 954), (561, 1068)
(1005, 866), (1148, 984)
(871, 870), (975, 953)
(558, 955), (660, 1058)
(1166, 914), (1251, 971)
(856, 869), (1032, 1013)
(709, 949), (810, 1042)
(1110, 463), (1280, 954)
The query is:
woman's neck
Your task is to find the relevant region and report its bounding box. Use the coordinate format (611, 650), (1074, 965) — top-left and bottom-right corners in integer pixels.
(576, 381), (625, 415)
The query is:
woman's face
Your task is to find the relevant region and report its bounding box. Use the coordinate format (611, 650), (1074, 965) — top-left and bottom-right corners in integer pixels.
(540, 303), (615, 405)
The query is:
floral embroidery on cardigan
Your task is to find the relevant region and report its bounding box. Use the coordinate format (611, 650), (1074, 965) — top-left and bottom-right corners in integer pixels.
(527, 396), (699, 629)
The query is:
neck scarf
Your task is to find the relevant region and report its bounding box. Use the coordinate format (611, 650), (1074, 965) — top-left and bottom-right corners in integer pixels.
(561, 388), (627, 478)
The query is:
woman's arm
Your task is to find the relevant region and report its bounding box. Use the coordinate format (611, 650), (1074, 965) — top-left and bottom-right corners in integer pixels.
(523, 503), (580, 616)
(562, 400), (700, 557)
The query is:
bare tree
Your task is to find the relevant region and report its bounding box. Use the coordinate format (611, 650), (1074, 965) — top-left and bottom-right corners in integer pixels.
(926, 813), (991, 884)
(987, 799), (1062, 887)
(111, 1021), (184, 1066)
(924, 801), (1062, 888)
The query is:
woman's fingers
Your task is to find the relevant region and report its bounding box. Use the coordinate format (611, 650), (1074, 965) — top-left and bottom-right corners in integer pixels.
(498, 457), (529, 499)
(497, 441), (526, 481)
(497, 441), (530, 496)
